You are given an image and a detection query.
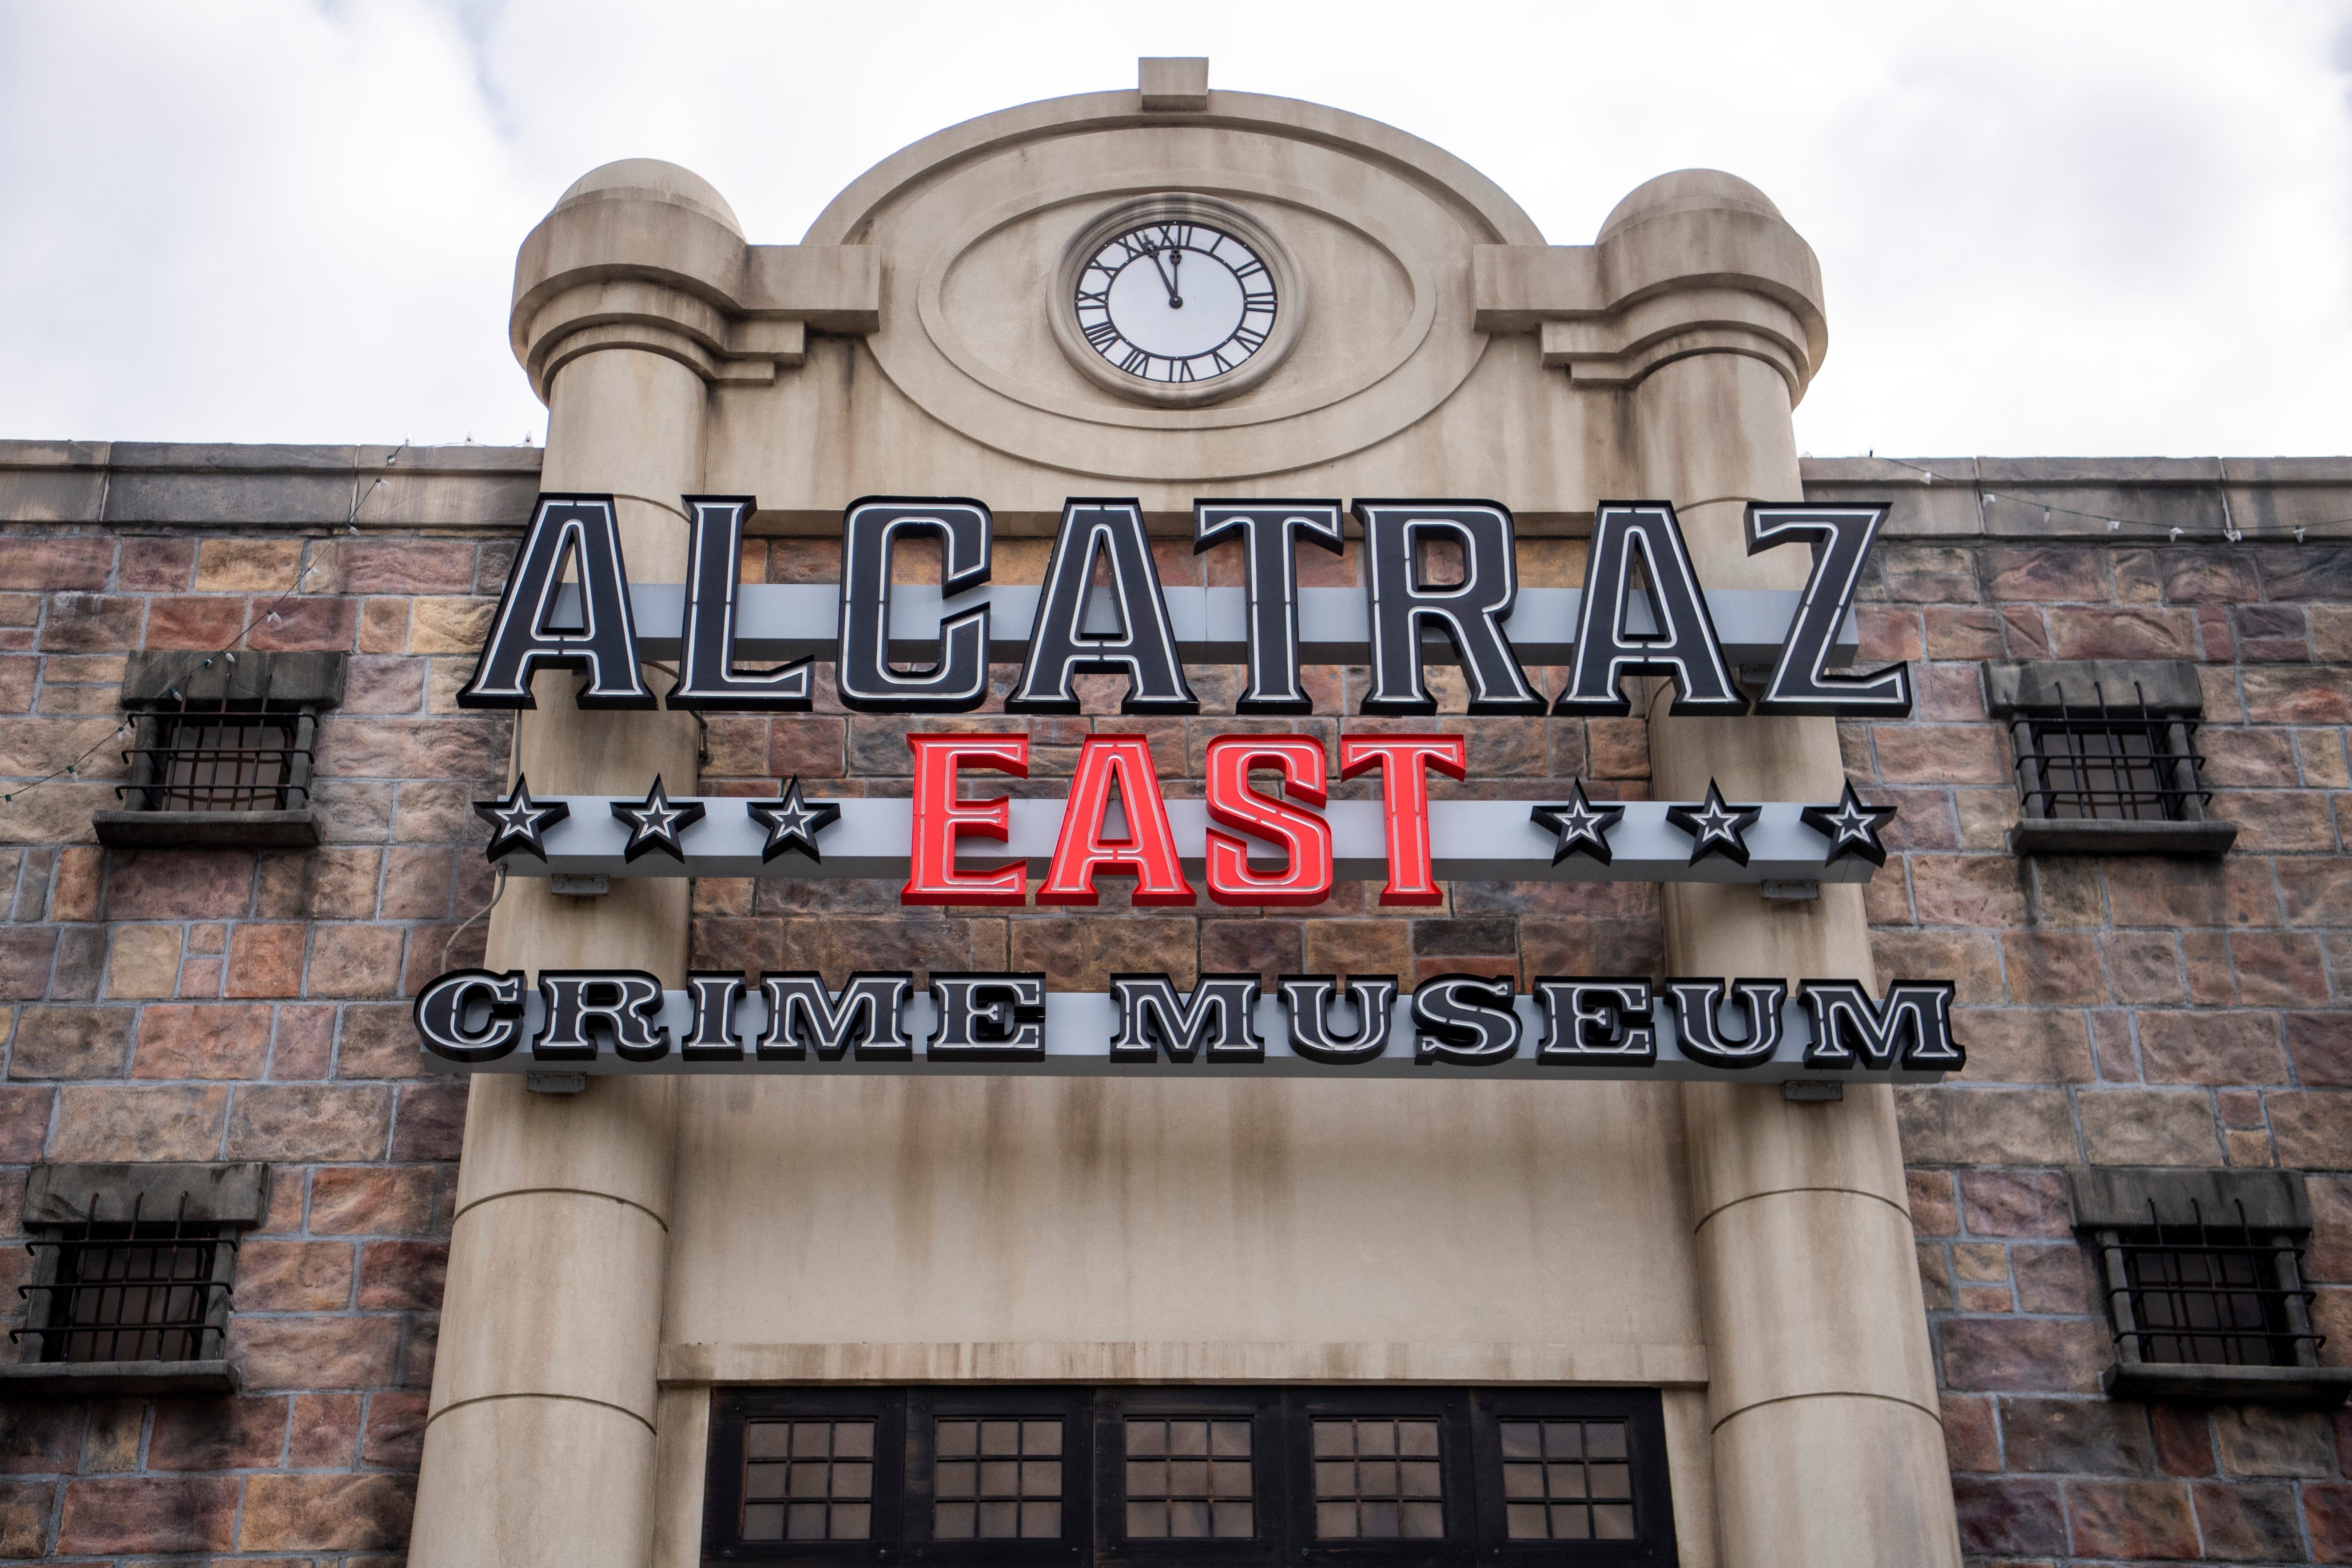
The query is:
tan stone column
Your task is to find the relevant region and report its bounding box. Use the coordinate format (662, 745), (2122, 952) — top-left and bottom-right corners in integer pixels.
(408, 163), (720, 1567)
(1619, 177), (1962, 1567)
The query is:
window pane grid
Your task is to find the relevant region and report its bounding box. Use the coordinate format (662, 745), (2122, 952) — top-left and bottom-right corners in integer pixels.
(934, 1417), (1063, 1539)
(1124, 1417), (1254, 1539)
(1310, 1417), (1443, 1539)
(741, 1420), (876, 1541)
(1499, 1420), (1634, 1541)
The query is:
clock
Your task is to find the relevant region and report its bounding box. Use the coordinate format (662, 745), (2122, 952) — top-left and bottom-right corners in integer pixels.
(1075, 221), (1276, 385)
(1052, 198), (1302, 406)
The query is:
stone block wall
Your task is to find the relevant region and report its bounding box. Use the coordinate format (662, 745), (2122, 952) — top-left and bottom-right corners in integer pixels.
(0, 517), (512, 1563)
(0, 445), (2345, 1564)
(1847, 536), (2352, 1564)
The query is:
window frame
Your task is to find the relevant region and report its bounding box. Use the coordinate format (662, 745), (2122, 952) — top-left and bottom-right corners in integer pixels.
(2011, 710), (2207, 826)
(702, 1386), (1677, 1566)
(904, 1385), (1096, 1562)
(1985, 658), (2236, 858)
(704, 1388), (907, 1565)
(124, 705), (317, 815)
(2065, 1165), (2352, 1405)
(1094, 1384), (1286, 1567)
(1, 1161), (267, 1397)
(93, 649), (344, 850)
(1471, 1388), (1675, 1564)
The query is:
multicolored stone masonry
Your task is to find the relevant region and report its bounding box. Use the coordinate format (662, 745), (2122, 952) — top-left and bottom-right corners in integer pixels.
(0, 444), (2345, 1563)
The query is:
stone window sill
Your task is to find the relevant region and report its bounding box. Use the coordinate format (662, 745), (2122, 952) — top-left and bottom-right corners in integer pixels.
(0, 1359), (238, 1398)
(2104, 1362), (2351, 1407)
(2009, 818), (2237, 858)
(92, 808), (321, 849)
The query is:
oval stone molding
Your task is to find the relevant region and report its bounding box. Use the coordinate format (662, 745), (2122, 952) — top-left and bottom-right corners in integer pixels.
(808, 88), (1542, 482)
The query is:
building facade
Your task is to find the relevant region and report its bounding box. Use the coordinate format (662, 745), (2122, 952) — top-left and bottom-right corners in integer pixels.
(0, 61), (2346, 1567)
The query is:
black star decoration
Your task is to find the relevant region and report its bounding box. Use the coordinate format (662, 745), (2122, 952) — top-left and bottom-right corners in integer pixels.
(748, 776), (843, 864)
(1802, 781), (1900, 867)
(1667, 779), (1763, 867)
(609, 775), (706, 864)
(1530, 780), (1625, 866)
(474, 774), (570, 862)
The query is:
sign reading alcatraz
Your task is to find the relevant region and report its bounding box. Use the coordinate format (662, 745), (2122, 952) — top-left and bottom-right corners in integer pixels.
(414, 488), (1966, 1085)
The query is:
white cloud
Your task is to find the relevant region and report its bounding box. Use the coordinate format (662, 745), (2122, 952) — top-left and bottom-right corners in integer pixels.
(1, 0), (2347, 455)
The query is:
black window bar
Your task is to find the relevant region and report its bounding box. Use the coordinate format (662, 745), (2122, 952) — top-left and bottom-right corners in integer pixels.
(2013, 680), (2209, 823)
(2095, 1196), (2323, 1369)
(12, 1190), (236, 1364)
(117, 658), (315, 813)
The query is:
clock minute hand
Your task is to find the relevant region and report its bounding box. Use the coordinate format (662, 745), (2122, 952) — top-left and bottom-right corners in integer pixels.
(1166, 247), (1183, 308)
(1140, 240), (1180, 306)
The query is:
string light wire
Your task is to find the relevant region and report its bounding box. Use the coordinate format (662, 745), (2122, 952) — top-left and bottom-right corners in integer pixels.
(3, 439), (419, 808)
(1859, 453), (2352, 542)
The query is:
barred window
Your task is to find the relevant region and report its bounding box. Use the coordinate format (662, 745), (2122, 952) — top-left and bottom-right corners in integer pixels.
(1499, 1419), (1636, 1541)
(2068, 1166), (2344, 1405)
(5, 1163), (267, 1396)
(128, 708), (309, 813)
(704, 1386), (1676, 1563)
(96, 650), (343, 850)
(2097, 1212), (2317, 1370)
(1988, 660), (2234, 857)
(2015, 697), (2203, 823)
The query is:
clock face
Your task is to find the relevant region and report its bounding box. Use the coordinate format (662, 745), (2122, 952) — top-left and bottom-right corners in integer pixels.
(1073, 221), (1278, 386)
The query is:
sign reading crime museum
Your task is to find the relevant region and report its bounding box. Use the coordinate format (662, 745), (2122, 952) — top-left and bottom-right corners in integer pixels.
(415, 490), (1963, 1084)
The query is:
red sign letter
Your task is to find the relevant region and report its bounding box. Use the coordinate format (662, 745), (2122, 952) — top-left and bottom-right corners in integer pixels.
(902, 734), (1029, 907)
(1338, 734), (1467, 906)
(1204, 735), (1332, 907)
(1037, 735), (1195, 907)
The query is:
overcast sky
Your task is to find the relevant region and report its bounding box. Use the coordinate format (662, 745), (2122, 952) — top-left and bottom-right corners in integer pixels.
(2, 1), (2348, 458)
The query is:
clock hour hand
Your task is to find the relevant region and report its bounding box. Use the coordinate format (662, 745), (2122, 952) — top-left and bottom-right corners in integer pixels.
(1140, 240), (1181, 307)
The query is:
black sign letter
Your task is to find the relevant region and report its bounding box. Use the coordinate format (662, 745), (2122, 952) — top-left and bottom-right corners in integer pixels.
(669, 497), (811, 712)
(1743, 503), (1912, 716)
(1009, 500), (1197, 714)
(1277, 975), (1397, 1065)
(1799, 980), (1962, 1070)
(758, 972), (917, 1061)
(1109, 974), (1266, 1063)
(458, 495), (653, 709)
(1358, 501), (1544, 715)
(1410, 974), (1523, 1065)
(836, 497), (995, 713)
(414, 968), (526, 1064)
(928, 973), (1048, 1061)
(1533, 979), (1657, 1066)
(1557, 501), (1745, 716)
(1193, 500), (1345, 713)
(1666, 978), (1787, 1069)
